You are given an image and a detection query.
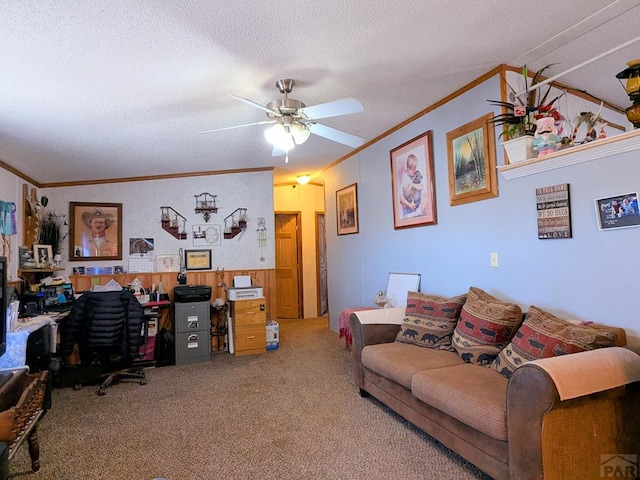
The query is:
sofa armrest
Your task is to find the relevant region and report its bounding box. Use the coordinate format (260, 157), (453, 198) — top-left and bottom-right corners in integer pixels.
(507, 347), (640, 479)
(349, 307), (404, 351)
(349, 307), (404, 390)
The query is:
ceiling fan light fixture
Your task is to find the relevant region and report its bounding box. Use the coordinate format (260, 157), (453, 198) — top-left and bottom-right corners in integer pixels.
(290, 122), (310, 145)
(264, 123), (295, 151)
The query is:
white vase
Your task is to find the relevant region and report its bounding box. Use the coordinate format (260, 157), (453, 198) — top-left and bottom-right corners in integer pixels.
(501, 135), (535, 164)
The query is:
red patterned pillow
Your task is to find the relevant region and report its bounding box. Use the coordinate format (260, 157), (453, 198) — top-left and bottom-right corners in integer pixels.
(452, 287), (522, 365)
(395, 291), (467, 351)
(491, 306), (619, 379)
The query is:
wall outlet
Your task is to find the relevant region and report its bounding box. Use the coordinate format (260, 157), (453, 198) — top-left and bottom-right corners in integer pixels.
(490, 252), (499, 268)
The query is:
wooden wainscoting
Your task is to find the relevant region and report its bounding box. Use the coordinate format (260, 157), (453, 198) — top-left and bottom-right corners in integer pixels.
(69, 268), (276, 321)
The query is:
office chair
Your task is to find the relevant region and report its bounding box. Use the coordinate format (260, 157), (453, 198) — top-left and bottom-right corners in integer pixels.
(60, 289), (148, 395)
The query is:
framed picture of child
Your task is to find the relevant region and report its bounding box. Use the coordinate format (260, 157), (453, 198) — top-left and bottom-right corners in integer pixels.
(446, 113), (498, 206)
(336, 183), (359, 235)
(390, 130), (437, 229)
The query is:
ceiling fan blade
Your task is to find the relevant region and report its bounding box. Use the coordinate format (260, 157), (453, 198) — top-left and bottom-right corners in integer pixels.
(307, 123), (365, 148)
(299, 98), (363, 120)
(198, 120), (275, 134)
(229, 94), (278, 115)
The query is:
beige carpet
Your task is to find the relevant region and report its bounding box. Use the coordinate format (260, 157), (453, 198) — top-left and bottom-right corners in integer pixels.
(9, 318), (490, 480)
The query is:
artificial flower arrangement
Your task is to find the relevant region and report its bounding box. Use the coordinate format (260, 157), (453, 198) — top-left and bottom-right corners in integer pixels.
(487, 65), (567, 140)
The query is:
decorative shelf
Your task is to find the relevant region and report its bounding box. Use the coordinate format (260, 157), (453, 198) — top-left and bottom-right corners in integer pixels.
(194, 192), (218, 222)
(223, 208), (248, 240)
(160, 206), (187, 240)
(18, 268), (64, 274)
(497, 129), (640, 180)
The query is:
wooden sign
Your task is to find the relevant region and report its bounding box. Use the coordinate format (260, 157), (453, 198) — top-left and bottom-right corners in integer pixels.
(536, 183), (572, 239)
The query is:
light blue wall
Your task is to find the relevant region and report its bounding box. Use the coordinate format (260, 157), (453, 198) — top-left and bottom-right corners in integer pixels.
(325, 74), (640, 340)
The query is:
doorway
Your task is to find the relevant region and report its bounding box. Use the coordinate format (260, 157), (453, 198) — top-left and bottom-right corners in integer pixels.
(275, 212), (302, 319)
(316, 213), (328, 316)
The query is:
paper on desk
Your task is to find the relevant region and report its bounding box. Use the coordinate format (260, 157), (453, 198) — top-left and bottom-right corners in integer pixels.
(93, 279), (123, 292)
(40, 274), (71, 286)
(234, 275), (252, 287)
(8, 300), (19, 332)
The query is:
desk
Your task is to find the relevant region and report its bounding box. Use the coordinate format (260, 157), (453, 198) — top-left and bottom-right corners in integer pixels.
(0, 315), (62, 412)
(142, 300), (172, 331)
(0, 315), (61, 371)
(141, 300), (171, 365)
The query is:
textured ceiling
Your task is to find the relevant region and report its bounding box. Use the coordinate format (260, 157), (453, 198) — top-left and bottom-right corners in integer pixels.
(1, 1), (639, 186)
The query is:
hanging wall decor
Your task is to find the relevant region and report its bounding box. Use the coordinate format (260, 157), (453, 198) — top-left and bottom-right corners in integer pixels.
(194, 193), (218, 222)
(223, 208), (248, 239)
(536, 184), (572, 239)
(160, 206), (187, 239)
(336, 183), (359, 235)
(594, 192), (640, 231)
(0, 200), (17, 260)
(192, 224), (221, 246)
(69, 202), (122, 261)
(390, 131), (437, 229)
(446, 113), (498, 206)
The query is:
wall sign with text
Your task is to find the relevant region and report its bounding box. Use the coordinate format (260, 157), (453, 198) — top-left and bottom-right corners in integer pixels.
(536, 183), (572, 239)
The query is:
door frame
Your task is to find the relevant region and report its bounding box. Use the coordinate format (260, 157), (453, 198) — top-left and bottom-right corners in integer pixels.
(315, 212), (328, 316)
(275, 211), (303, 319)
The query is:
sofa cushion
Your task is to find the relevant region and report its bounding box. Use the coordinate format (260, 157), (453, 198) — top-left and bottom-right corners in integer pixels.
(395, 291), (467, 351)
(490, 305), (619, 379)
(411, 363), (509, 441)
(452, 287), (522, 365)
(361, 342), (465, 389)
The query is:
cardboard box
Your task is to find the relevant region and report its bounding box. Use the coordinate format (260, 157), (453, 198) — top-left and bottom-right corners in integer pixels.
(266, 320), (279, 350)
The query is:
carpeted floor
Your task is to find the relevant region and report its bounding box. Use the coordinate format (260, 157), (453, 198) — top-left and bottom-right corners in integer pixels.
(9, 318), (491, 480)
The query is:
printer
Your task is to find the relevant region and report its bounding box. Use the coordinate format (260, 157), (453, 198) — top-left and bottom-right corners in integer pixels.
(227, 275), (263, 300)
(227, 286), (264, 300)
(173, 285), (212, 303)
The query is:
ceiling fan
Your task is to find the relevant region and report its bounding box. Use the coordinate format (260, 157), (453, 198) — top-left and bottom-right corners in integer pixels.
(198, 79), (365, 158)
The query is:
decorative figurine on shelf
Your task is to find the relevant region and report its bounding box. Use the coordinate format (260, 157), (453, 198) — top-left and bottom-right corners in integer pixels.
(598, 120), (608, 139)
(374, 290), (388, 309)
(533, 117), (560, 158)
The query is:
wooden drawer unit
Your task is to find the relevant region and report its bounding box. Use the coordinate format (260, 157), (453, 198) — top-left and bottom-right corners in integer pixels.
(231, 298), (266, 356)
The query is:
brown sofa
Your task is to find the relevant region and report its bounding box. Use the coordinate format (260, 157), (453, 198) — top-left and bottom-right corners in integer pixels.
(350, 307), (640, 480)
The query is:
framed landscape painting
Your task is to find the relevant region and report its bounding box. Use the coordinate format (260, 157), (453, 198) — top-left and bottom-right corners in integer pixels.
(446, 113), (498, 206)
(390, 131), (437, 229)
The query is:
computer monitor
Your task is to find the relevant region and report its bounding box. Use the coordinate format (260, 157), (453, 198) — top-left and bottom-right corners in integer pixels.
(40, 283), (75, 310)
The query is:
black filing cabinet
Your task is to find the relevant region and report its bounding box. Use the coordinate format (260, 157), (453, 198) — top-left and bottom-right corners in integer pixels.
(174, 301), (210, 365)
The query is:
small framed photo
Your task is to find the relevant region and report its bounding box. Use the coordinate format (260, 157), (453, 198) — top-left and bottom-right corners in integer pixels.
(156, 254), (180, 272)
(33, 244), (53, 266)
(85, 266), (114, 275)
(336, 183), (359, 235)
(184, 249), (212, 271)
(390, 131), (437, 229)
(594, 192), (640, 230)
(446, 113), (498, 206)
(72, 266), (85, 275)
(69, 202), (122, 261)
